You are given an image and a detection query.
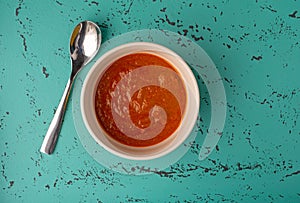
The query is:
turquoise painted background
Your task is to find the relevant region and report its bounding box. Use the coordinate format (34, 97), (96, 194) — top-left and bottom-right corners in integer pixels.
(1, 0), (299, 202)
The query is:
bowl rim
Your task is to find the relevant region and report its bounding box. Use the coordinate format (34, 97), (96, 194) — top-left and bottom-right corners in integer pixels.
(81, 41), (200, 160)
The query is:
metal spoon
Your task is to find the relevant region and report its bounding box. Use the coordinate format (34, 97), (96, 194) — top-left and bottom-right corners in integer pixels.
(40, 21), (101, 154)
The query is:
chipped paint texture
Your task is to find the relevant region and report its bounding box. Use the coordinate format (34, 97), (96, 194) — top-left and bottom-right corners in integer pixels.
(0, 0), (299, 202)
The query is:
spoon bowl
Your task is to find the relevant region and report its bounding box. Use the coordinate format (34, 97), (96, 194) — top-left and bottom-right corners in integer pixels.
(40, 21), (101, 154)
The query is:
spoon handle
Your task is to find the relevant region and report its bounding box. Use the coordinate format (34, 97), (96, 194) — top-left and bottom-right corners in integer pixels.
(40, 77), (74, 154)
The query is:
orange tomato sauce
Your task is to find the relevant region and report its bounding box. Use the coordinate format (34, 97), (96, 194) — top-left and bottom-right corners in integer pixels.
(95, 53), (186, 147)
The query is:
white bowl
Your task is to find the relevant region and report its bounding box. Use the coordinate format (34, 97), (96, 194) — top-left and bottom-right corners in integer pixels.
(81, 42), (199, 160)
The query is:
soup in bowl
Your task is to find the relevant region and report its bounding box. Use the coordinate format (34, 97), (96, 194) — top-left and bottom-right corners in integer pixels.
(81, 42), (199, 160)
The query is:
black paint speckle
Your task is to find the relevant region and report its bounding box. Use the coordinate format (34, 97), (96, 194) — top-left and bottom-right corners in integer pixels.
(15, 1), (22, 17)
(42, 67), (49, 78)
(9, 181), (14, 188)
(165, 15), (175, 26)
(223, 43), (231, 49)
(288, 11), (300, 19)
(281, 170), (300, 181)
(228, 35), (238, 43)
(191, 34), (204, 41)
(55, 0), (63, 6)
(19, 34), (27, 52)
(1, 164), (7, 181)
(181, 29), (188, 36)
(251, 55), (263, 61)
(91, 1), (99, 6)
(260, 5), (277, 13)
(125, 195), (148, 203)
(123, 0), (134, 15)
(160, 7), (166, 12)
(53, 179), (58, 187)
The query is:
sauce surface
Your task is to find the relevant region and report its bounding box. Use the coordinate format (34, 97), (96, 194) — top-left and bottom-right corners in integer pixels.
(95, 53), (187, 147)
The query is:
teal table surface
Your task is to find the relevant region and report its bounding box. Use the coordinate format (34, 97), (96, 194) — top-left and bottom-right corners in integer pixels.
(1, 0), (300, 202)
